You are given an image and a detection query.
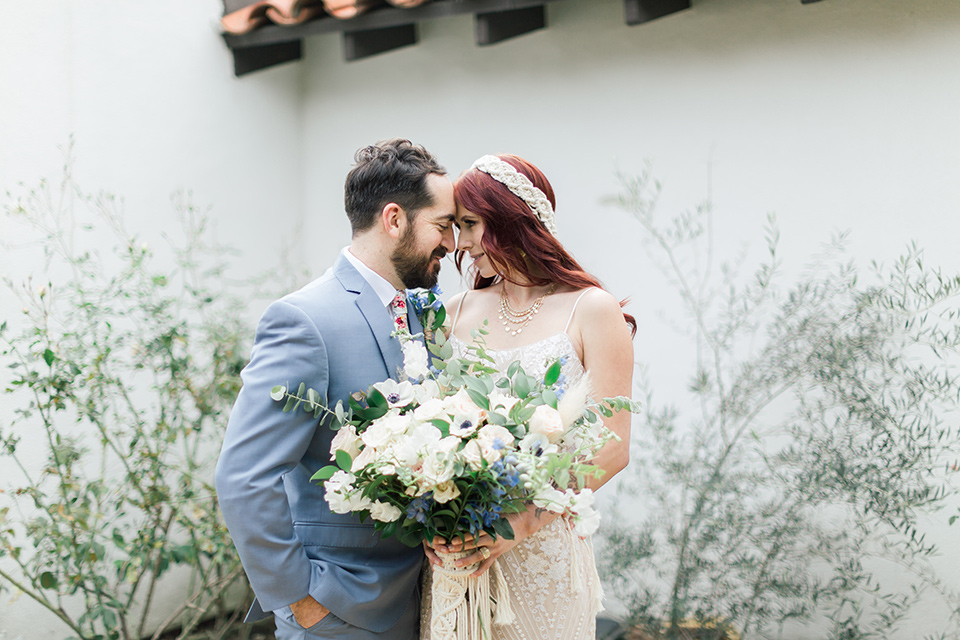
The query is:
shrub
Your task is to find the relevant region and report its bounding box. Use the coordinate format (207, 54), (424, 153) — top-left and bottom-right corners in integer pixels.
(0, 161), (258, 640)
(599, 165), (960, 640)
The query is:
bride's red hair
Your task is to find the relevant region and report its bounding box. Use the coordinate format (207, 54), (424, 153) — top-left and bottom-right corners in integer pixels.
(454, 154), (636, 336)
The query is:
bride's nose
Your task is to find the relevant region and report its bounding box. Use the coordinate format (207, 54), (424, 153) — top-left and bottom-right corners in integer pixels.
(456, 232), (471, 252)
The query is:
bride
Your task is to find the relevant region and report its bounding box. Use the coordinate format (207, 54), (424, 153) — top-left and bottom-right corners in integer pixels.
(422, 154), (636, 640)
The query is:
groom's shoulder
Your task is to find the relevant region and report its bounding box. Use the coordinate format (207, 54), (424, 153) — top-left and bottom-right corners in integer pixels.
(274, 268), (347, 316)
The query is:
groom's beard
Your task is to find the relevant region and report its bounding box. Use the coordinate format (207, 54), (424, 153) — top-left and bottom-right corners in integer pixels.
(392, 228), (445, 289)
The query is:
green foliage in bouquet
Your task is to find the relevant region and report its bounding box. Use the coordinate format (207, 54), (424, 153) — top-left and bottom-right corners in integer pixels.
(598, 164), (960, 640)
(0, 159), (275, 640)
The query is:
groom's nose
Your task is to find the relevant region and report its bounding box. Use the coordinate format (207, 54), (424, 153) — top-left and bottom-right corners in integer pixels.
(440, 227), (456, 255)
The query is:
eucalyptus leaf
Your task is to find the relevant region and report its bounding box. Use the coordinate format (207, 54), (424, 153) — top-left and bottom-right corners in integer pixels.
(544, 360), (562, 387)
(335, 449), (353, 471)
(310, 465), (339, 482)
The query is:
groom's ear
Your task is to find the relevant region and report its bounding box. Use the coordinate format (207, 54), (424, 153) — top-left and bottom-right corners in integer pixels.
(381, 202), (407, 240)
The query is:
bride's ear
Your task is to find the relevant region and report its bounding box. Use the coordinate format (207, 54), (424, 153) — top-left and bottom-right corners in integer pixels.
(381, 202), (407, 239)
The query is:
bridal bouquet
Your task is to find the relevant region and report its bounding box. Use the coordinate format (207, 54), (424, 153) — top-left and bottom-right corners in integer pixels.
(271, 287), (638, 639)
(273, 333), (632, 547)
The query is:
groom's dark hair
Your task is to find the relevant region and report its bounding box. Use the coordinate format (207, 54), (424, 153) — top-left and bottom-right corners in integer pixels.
(345, 139), (446, 234)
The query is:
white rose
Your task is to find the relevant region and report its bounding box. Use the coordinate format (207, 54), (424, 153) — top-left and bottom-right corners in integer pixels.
(402, 340), (431, 380)
(419, 436), (460, 487)
(360, 422), (392, 449)
(414, 398), (449, 422)
(393, 422), (442, 467)
(443, 388), (481, 415)
(475, 425), (516, 463)
(529, 405), (564, 443)
(373, 379), (416, 408)
(369, 500), (402, 523)
(433, 480), (461, 504)
(330, 424), (361, 461)
(378, 411), (414, 435)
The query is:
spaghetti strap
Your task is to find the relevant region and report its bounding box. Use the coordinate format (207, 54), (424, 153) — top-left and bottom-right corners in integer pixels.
(450, 292), (467, 334)
(564, 289), (593, 333)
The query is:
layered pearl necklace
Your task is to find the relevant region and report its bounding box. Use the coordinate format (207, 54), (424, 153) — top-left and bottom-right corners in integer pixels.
(498, 284), (557, 336)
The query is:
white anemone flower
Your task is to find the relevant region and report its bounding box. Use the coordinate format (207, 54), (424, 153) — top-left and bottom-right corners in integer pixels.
(373, 379), (416, 408)
(449, 407), (483, 438)
(518, 431), (559, 457)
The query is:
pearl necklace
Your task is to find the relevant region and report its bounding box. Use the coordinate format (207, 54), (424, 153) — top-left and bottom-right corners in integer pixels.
(498, 284), (556, 336)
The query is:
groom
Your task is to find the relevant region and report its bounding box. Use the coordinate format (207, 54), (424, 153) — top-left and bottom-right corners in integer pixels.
(215, 139), (455, 639)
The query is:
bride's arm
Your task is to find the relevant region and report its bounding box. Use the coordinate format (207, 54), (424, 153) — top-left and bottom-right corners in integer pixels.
(575, 288), (634, 490)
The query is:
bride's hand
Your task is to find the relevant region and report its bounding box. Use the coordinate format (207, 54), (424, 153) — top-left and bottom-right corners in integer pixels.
(428, 507), (560, 577)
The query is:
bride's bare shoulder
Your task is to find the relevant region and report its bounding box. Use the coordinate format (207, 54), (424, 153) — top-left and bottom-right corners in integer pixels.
(570, 287), (628, 328)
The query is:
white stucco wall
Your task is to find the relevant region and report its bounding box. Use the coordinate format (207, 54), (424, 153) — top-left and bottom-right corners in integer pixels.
(296, 0), (960, 636)
(0, 1), (303, 637)
(2, 0), (959, 637)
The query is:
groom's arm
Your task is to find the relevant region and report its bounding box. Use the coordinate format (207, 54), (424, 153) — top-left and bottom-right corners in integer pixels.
(215, 299), (329, 613)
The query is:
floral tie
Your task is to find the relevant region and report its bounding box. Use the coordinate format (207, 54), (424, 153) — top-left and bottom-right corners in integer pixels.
(391, 291), (409, 335)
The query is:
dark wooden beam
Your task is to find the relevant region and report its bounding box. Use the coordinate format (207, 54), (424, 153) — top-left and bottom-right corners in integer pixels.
(476, 6), (546, 46)
(800, 0), (824, 4)
(624, 0), (690, 26)
(343, 23), (418, 61)
(232, 40), (302, 76)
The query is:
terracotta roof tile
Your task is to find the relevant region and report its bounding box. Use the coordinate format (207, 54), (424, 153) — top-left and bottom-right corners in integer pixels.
(222, 0), (432, 35)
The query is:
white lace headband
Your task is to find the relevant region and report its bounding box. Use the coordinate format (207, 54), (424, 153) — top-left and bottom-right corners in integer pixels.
(470, 155), (559, 236)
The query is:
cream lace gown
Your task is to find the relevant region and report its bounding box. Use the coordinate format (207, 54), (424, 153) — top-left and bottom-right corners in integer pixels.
(422, 291), (603, 640)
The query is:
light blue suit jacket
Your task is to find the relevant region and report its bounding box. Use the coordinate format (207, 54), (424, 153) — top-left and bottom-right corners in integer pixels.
(215, 254), (425, 633)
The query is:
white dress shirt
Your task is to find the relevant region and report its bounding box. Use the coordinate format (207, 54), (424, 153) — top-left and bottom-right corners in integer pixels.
(341, 246), (401, 308)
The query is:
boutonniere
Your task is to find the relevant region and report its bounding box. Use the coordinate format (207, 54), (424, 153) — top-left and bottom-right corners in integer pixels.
(406, 285), (446, 343)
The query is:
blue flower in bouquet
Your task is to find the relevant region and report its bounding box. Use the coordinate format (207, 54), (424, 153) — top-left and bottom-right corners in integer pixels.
(407, 492), (435, 524)
(491, 456), (521, 488)
(554, 373), (568, 399)
(461, 499), (503, 535)
(482, 503), (502, 528)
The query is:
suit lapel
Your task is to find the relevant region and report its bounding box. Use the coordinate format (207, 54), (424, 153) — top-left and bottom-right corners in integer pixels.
(335, 255), (404, 380)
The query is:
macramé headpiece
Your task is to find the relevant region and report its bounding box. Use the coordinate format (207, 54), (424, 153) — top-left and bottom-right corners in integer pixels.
(470, 155), (559, 236)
